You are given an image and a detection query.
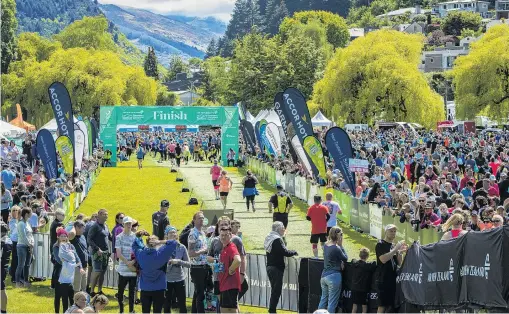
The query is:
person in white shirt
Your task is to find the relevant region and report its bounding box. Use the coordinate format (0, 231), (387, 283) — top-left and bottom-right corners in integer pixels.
(322, 192), (342, 235)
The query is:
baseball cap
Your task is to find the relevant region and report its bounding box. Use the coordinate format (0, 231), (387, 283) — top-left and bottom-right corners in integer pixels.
(161, 200), (170, 207)
(385, 224), (397, 232)
(206, 226), (216, 234)
(276, 184), (283, 190)
(164, 226), (178, 234)
(471, 210), (478, 216)
(122, 216), (134, 224)
(490, 175), (496, 181)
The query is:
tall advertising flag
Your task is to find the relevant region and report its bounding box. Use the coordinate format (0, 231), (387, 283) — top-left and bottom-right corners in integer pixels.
(325, 127), (356, 195)
(55, 136), (74, 175)
(303, 136), (326, 179)
(48, 82), (75, 146)
(282, 87), (322, 178)
(74, 128), (86, 170)
(76, 120), (89, 157)
(36, 129), (58, 179)
(259, 119), (275, 156)
(85, 119), (93, 157)
(240, 120), (256, 153)
(90, 118), (98, 150)
(266, 122), (282, 157)
(274, 92), (297, 162)
(254, 120), (262, 150)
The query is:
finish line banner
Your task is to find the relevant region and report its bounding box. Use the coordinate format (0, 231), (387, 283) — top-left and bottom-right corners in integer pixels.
(100, 106), (239, 166)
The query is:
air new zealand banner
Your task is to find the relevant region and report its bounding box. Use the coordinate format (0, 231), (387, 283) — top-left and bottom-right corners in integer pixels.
(48, 82), (74, 146)
(240, 120), (256, 153)
(55, 135), (74, 175)
(36, 129), (58, 179)
(85, 119), (93, 157)
(254, 120), (262, 150)
(274, 92), (297, 162)
(266, 122), (282, 157)
(74, 128), (85, 170)
(259, 119), (275, 156)
(398, 227), (509, 309)
(324, 127), (356, 195)
(282, 88), (319, 178)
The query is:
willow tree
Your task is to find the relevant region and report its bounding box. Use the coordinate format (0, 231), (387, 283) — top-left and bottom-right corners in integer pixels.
(312, 29), (444, 128)
(452, 24), (509, 120)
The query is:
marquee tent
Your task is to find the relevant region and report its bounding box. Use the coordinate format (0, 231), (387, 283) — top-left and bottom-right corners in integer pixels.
(311, 111), (333, 127)
(245, 111), (255, 123)
(0, 120), (27, 138)
(40, 116), (79, 132)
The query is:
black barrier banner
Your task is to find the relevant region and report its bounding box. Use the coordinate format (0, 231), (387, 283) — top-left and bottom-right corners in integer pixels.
(324, 127), (356, 195)
(358, 202), (370, 234)
(36, 129), (58, 179)
(254, 120), (262, 150)
(459, 228), (507, 308)
(281, 257), (299, 311)
(399, 227), (509, 309)
(48, 82), (74, 146)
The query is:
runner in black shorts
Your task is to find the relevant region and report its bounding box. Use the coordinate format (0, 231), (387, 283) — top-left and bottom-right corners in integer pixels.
(310, 233), (327, 244)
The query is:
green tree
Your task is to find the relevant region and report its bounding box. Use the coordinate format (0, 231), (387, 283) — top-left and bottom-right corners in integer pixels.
(17, 32), (62, 62)
(205, 38), (217, 59)
(452, 25), (509, 120)
(1, 0), (18, 73)
(166, 55), (189, 81)
(54, 16), (117, 51)
(156, 89), (179, 106)
(442, 11), (481, 36)
(280, 10), (350, 49)
(347, 6), (380, 29)
(201, 56), (231, 105)
(188, 57), (203, 71)
(312, 30), (444, 128)
(264, 0), (289, 35)
(369, 0), (396, 16)
(143, 46), (159, 79)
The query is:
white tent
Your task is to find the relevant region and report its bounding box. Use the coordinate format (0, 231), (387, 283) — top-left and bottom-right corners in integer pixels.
(311, 111), (333, 127)
(0, 120), (27, 138)
(40, 116), (79, 132)
(245, 111), (255, 123)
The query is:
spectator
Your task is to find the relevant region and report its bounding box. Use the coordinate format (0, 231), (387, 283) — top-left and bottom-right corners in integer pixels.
(264, 221), (297, 314)
(1, 183), (12, 223)
(87, 209), (110, 296)
(111, 212), (125, 259)
(131, 229), (177, 313)
(217, 224), (241, 314)
(68, 220), (88, 292)
(1, 221), (12, 314)
(15, 207), (33, 288)
(187, 211), (208, 314)
(64, 291), (88, 314)
(115, 216), (137, 313)
(163, 226), (190, 314)
(152, 200), (170, 241)
(350, 248), (376, 314)
(318, 226), (348, 314)
(441, 214), (467, 240)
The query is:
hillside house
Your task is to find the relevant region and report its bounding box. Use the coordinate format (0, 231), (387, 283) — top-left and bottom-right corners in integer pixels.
(432, 0), (490, 17)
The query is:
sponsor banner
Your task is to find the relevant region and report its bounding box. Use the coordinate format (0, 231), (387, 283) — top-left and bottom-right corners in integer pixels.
(282, 88), (313, 142)
(90, 118), (99, 149)
(286, 173), (296, 195)
(273, 92), (297, 162)
(369, 204), (383, 239)
(74, 129), (85, 170)
(350, 198), (360, 228)
(291, 136), (313, 177)
(308, 184), (318, 206)
(335, 189), (351, 225)
(36, 129), (58, 179)
(48, 82), (75, 146)
(266, 122), (282, 157)
(303, 135), (326, 179)
(325, 127), (356, 195)
(76, 120), (89, 158)
(276, 171), (283, 186)
(358, 202), (370, 234)
(240, 120), (257, 153)
(349, 158), (369, 173)
(85, 119), (93, 157)
(55, 135), (74, 175)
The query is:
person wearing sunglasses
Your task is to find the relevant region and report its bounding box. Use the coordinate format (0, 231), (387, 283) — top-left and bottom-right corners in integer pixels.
(491, 214), (504, 229)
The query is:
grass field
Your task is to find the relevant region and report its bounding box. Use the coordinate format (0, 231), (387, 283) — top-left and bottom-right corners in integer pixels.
(6, 157), (377, 313)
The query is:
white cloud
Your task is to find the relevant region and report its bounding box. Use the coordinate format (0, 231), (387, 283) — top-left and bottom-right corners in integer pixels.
(98, 0), (236, 22)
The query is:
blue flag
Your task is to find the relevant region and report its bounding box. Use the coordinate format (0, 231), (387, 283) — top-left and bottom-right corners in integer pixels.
(325, 127), (356, 195)
(36, 129), (58, 179)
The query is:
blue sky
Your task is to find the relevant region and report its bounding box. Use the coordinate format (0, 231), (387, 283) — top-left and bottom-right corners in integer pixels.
(98, 0), (236, 21)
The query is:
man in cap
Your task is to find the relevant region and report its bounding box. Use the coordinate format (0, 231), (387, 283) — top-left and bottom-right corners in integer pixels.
(152, 200), (170, 240)
(468, 210), (481, 231)
(268, 185), (293, 229)
(375, 224), (407, 313)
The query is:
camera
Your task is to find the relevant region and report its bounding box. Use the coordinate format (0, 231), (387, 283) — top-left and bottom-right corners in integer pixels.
(410, 219), (420, 232)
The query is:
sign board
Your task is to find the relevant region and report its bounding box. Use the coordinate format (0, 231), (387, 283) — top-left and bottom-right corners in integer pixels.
(175, 125), (187, 131)
(349, 158), (369, 173)
(138, 125), (149, 131)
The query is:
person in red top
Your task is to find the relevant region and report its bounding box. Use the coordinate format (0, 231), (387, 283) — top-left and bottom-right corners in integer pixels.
(459, 168), (475, 190)
(217, 225), (241, 313)
(306, 195), (330, 258)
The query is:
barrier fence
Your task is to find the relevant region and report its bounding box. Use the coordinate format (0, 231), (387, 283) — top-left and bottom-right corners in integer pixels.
(246, 157), (443, 245)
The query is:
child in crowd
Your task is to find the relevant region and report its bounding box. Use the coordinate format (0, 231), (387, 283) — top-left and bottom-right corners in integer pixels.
(350, 248), (376, 314)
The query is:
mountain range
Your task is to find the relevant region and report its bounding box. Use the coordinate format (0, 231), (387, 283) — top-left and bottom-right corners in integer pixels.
(15, 0), (227, 66)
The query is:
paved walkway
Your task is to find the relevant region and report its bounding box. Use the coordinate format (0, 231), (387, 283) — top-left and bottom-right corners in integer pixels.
(168, 160), (313, 256)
